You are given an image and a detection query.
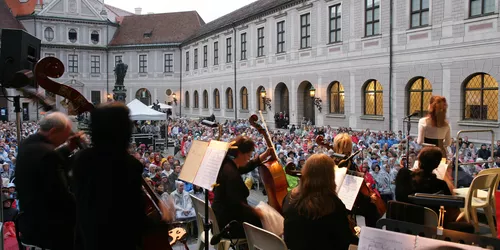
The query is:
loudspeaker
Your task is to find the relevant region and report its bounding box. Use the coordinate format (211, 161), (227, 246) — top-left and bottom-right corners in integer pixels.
(0, 28), (41, 88)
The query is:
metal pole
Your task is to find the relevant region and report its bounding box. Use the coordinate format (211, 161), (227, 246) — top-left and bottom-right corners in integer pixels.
(233, 26), (237, 120)
(14, 96), (21, 143)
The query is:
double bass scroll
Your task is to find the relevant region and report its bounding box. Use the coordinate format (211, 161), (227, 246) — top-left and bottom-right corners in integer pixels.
(249, 113), (288, 213)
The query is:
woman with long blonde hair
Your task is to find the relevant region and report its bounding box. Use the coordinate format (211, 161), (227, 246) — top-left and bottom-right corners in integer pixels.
(282, 154), (356, 250)
(417, 95), (451, 155)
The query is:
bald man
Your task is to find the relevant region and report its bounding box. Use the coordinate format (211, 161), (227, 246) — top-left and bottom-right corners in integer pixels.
(15, 112), (81, 250)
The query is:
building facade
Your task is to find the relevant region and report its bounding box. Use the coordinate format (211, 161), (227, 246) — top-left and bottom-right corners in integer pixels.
(1, 0), (500, 141)
(180, 0), (500, 141)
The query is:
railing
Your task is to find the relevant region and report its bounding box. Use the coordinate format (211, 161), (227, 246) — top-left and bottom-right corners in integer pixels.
(454, 129), (495, 187)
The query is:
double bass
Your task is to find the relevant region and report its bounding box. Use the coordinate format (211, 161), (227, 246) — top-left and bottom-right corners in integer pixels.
(30, 56), (184, 249)
(315, 135), (387, 218)
(249, 112), (288, 213)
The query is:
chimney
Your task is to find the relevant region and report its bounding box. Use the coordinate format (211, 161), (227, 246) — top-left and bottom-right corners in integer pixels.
(147, 12), (154, 15)
(134, 7), (142, 15)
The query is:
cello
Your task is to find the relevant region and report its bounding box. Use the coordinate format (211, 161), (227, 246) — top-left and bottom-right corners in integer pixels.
(248, 112), (288, 213)
(315, 135), (387, 218)
(29, 56), (185, 249)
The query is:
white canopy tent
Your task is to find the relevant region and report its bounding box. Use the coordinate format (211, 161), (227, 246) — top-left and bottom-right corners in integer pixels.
(148, 103), (173, 110)
(126, 99), (166, 121)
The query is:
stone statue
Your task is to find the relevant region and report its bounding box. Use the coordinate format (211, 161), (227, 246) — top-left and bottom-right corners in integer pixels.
(114, 60), (128, 86)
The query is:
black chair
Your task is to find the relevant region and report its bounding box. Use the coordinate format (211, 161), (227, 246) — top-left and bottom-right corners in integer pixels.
(386, 200), (438, 227)
(377, 218), (500, 249)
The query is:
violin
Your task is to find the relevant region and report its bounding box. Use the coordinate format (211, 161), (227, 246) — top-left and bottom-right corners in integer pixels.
(31, 56), (182, 249)
(315, 135), (387, 219)
(249, 112), (288, 213)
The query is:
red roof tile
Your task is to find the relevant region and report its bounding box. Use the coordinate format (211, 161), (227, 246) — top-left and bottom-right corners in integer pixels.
(4, 0), (35, 16)
(0, 0), (25, 30)
(109, 11), (204, 46)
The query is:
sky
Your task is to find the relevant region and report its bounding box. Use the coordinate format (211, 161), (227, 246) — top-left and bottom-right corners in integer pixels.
(104, 0), (258, 23)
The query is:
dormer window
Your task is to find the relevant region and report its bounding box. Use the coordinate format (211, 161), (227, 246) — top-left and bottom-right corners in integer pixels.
(143, 31), (152, 38)
(68, 29), (77, 43)
(91, 31), (99, 44)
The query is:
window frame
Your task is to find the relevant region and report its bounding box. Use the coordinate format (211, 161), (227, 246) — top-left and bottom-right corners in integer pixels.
(363, 80), (384, 116)
(329, 4), (342, 43)
(164, 54), (173, 73)
(44, 27), (54, 42)
(407, 77), (433, 117)
(277, 21), (285, 53)
(241, 33), (247, 60)
(203, 90), (209, 109)
(257, 27), (265, 57)
(328, 81), (345, 114)
(469, 0), (496, 18)
(194, 48), (198, 70)
(226, 88), (234, 109)
(114, 55), (123, 67)
(194, 91), (199, 108)
(68, 54), (78, 73)
(213, 89), (220, 109)
(300, 13), (311, 49)
(68, 28), (78, 43)
(90, 30), (99, 44)
(185, 91), (190, 108)
(226, 38), (232, 63)
(90, 55), (100, 74)
(203, 45), (208, 68)
(185, 51), (190, 72)
(214, 41), (219, 65)
(90, 90), (101, 105)
(410, 0), (430, 28)
(138, 54), (147, 73)
(463, 73), (499, 121)
(365, 0), (381, 37)
(241, 87), (248, 110)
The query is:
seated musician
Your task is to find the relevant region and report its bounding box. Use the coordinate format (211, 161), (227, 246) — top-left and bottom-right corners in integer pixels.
(333, 133), (381, 228)
(395, 147), (471, 231)
(212, 136), (272, 239)
(282, 154), (357, 250)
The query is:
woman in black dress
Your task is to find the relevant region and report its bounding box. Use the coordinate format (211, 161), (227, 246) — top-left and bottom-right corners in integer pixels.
(282, 154), (357, 250)
(212, 136), (272, 239)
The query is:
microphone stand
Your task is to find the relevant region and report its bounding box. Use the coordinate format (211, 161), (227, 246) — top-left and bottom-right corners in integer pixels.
(404, 115), (415, 169)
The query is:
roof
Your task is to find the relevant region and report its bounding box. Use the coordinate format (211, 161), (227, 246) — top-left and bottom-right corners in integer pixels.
(0, 0), (25, 30)
(182, 0), (301, 45)
(4, 0), (35, 17)
(104, 4), (133, 18)
(109, 11), (204, 46)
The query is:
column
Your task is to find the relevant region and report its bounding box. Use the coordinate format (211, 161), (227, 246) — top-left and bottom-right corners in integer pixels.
(442, 63), (452, 102)
(291, 78), (297, 124)
(349, 71), (357, 128)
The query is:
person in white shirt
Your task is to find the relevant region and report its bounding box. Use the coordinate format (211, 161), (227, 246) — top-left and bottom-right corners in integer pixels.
(417, 95), (451, 156)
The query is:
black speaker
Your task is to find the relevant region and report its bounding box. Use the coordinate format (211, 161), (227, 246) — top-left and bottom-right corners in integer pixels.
(0, 28), (41, 88)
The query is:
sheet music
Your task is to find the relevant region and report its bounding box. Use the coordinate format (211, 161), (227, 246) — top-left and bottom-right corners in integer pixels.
(337, 174), (364, 211)
(415, 236), (485, 250)
(192, 141), (228, 191)
(335, 167), (348, 193)
(358, 226), (416, 250)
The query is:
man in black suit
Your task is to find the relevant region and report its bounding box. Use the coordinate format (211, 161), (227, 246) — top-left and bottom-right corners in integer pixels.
(15, 112), (81, 249)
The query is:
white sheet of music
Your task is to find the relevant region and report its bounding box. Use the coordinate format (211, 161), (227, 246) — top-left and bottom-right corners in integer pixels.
(415, 236), (486, 249)
(337, 173), (364, 211)
(335, 167), (348, 193)
(358, 226), (415, 250)
(192, 141), (228, 191)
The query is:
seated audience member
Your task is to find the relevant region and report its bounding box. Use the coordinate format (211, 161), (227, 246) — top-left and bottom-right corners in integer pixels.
(283, 154), (357, 250)
(171, 181), (195, 220)
(3, 193), (18, 222)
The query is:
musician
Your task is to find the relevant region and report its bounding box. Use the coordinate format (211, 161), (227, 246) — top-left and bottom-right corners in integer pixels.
(395, 147), (467, 230)
(15, 112), (81, 249)
(72, 102), (171, 250)
(417, 96), (451, 156)
(212, 136), (272, 239)
(282, 154), (357, 250)
(332, 133), (381, 227)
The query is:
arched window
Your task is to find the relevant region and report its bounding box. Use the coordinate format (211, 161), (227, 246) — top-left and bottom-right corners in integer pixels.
(241, 87), (248, 110)
(193, 91), (199, 108)
(226, 88), (233, 109)
(408, 77), (432, 117)
(256, 86), (265, 111)
(135, 88), (151, 105)
(463, 73), (498, 121)
(363, 80), (383, 115)
(203, 90), (209, 109)
(213, 89), (220, 109)
(328, 81), (345, 114)
(184, 91), (190, 108)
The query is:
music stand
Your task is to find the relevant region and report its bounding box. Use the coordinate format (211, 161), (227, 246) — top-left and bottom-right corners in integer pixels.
(178, 122), (226, 250)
